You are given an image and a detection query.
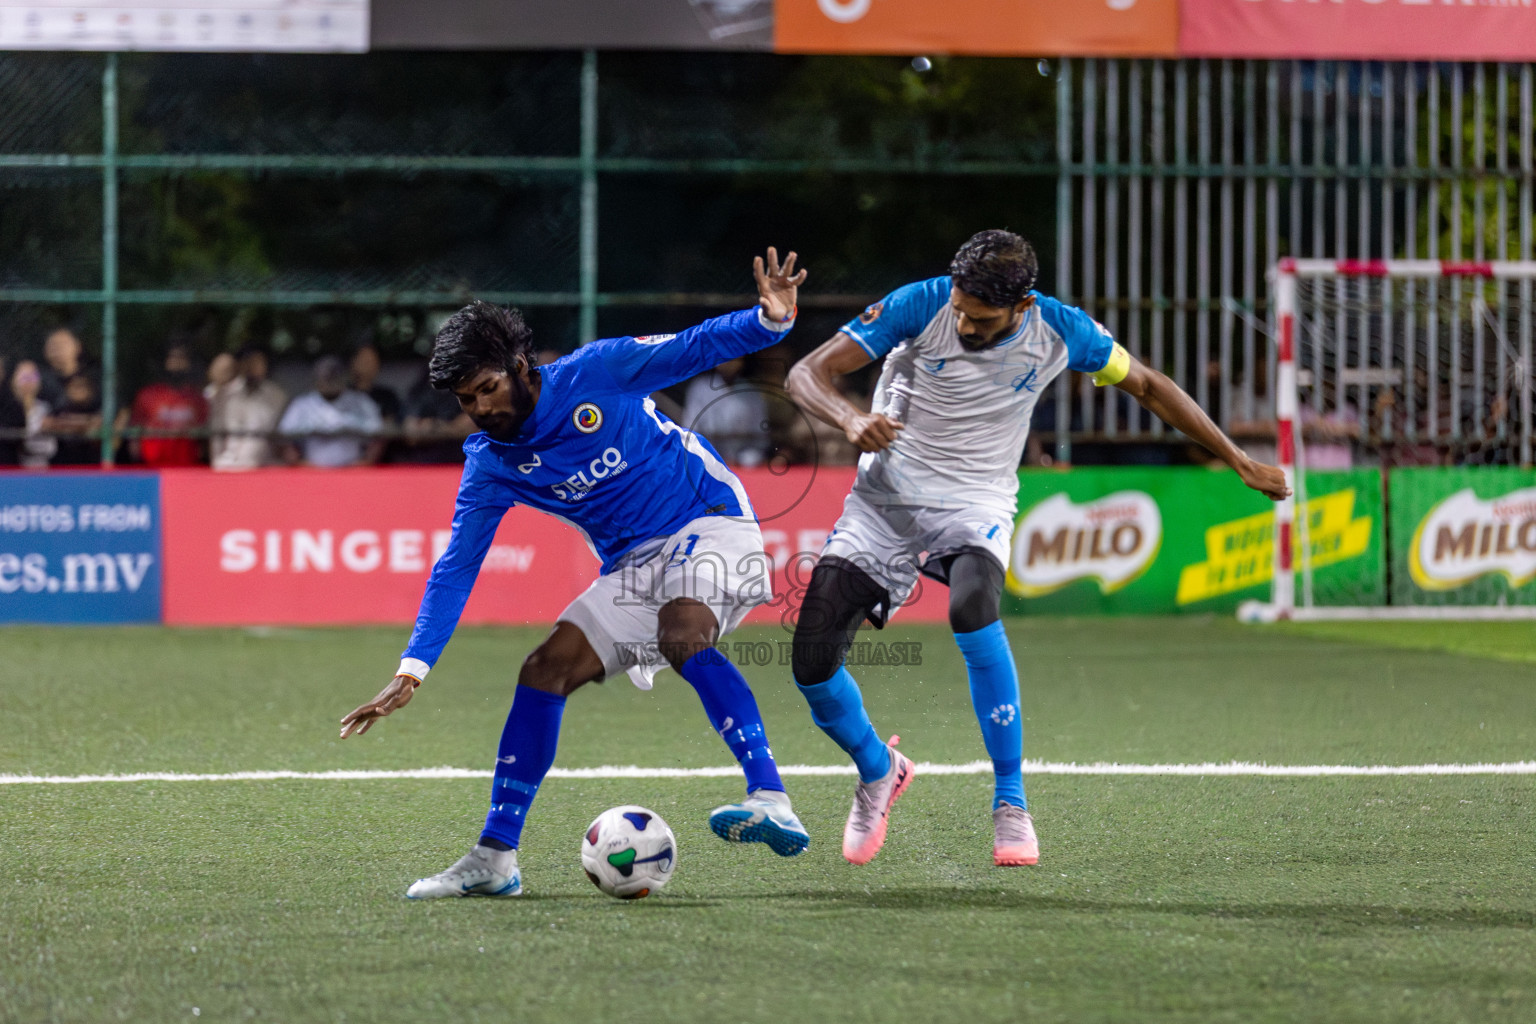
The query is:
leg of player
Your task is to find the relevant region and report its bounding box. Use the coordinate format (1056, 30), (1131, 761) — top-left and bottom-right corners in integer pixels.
(405, 622), (605, 899)
(657, 598), (809, 857)
(791, 557), (913, 866)
(948, 551), (1038, 867)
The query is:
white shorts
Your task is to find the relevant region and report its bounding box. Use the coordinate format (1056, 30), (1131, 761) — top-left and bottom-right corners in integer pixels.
(558, 515), (773, 690)
(820, 490), (1013, 617)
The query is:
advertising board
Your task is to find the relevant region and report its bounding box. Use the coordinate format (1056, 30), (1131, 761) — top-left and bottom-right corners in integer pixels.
(773, 0), (1179, 57)
(1389, 466), (1536, 607)
(156, 465), (949, 628)
(0, 472), (162, 623)
(1180, 0), (1536, 62)
(1003, 467), (1384, 614)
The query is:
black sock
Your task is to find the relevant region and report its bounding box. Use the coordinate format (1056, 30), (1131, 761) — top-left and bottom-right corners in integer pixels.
(478, 835), (514, 852)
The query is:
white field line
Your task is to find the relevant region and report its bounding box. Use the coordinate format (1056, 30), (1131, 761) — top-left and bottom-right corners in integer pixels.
(5, 760), (1536, 786)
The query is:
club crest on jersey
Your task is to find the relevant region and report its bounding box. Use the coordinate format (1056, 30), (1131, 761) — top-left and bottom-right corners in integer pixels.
(572, 403), (603, 433)
(859, 302), (884, 325)
(634, 334), (676, 345)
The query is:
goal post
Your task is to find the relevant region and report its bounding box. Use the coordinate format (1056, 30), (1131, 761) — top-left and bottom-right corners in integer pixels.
(1241, 258), (1536, 623)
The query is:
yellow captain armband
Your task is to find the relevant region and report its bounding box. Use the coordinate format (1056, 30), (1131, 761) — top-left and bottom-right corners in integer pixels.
(1090, 342), (1131, 387)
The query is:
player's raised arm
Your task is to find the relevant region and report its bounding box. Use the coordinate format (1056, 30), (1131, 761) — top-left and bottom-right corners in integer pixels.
(1110, 353), (1290, 501)
(597, 247), (806, 395)
(785, 332), (903, 453)
(752, 246), (804, 323)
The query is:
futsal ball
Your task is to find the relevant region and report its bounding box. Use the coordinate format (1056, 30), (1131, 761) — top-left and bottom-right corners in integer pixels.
(581, 805), (677, 900)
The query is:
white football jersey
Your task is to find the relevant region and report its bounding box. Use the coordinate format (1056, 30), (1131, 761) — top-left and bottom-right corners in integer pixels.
(841, 276), (1120, 518)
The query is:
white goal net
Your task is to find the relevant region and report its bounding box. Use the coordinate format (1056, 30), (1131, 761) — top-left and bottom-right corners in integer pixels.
(1244, 259), (1536, 622)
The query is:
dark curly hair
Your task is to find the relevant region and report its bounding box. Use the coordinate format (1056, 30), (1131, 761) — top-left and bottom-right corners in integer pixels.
(949, 229), (1038, 309)
(428, 301), (536, 390)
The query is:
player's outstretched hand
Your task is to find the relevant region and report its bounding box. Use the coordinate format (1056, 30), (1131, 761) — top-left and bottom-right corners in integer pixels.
(753, 246), (807, 323)
(845, 410), (904, 452)
(339, 674), (418, 739)
(1239, 459), (1292, 502)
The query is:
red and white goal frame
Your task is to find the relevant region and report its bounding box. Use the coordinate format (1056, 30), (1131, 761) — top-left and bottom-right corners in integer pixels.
(1242, 257), (1536, 623)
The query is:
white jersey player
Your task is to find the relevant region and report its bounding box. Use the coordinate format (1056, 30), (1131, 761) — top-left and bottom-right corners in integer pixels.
(784, 229), (1289, 868)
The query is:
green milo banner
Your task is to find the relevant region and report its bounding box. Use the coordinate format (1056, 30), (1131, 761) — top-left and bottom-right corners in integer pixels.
(1001, 467), (1384, 615)
(1388, 466), (1536, 606)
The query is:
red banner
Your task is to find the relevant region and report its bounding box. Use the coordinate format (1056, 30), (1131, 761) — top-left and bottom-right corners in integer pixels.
(774, 0), (1178, 57)
(159, 466), (949, 627)
(1180, 0), (1536, 61)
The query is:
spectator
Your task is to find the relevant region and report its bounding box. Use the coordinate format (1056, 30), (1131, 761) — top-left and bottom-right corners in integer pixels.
(399, 368), (473, 464)
(278, 355), (383, 467)
(210, 345), (289, 471)
(129, 342), (208, 467)
(47, 374), (104, 466)
(11, 360), (56, 468)
(350, 343), (401, 423)
(682, 356), (770, 467)
(39, 328), (92, 407)
(204, 352), (237, 401)
(0, 352), (23, 466)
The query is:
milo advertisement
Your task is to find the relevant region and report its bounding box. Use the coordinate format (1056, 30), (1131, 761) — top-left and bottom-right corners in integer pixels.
(1390, 466), (1536, 606)
(1002, 467), (1384, 615)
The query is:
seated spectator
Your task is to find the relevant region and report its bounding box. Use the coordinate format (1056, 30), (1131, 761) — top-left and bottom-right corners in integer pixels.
(682, 356), (770, 467)
(210, 346), (289, 471)
(39, 327), (94, 407)
(0, 351), (23, 466)
(129, 342), (208, 467)
(278, 355), (383, 468)
(398, 369), (473, 464)
(11, 360), (56, 468)
(350, 342), (402, 423)
(204, 352), (238, 401)
(47, 373), (103, 466)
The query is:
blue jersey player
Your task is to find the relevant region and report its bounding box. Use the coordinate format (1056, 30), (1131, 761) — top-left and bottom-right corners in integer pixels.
(341, 248), (810, 898)
(785, 230), (1288, 868)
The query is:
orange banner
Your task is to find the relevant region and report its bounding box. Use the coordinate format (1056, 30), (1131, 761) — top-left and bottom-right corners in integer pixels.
(774, 0), (1178, 57)
(1180, 0), (1536, 61)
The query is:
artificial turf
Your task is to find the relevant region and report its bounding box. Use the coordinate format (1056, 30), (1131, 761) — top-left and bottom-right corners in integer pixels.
(3, 618), (1534, 1023)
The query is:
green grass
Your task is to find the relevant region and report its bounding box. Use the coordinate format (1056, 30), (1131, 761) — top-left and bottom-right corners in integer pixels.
(1279, 620), (1536, 666)
(3, 618), (1535, 1023)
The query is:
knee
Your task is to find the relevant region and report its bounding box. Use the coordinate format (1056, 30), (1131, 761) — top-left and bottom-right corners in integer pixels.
(948, 597), (999, 635)
(518, 646), (588, 697)
(657, 623), (715, 675)
(947, 553), (1004, 634)
(790, 617), (840, 687)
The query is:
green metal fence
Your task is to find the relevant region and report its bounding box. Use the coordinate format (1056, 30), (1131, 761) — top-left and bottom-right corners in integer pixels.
(2, 52), (1532, 466)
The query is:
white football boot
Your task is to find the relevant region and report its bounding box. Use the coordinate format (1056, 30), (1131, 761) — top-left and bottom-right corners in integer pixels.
(405, 844), (522, 899)
(709, 788), (811, 856)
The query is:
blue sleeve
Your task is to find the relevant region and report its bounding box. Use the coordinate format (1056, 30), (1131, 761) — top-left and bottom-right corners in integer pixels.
(591, 308), (788, 395)
(1035, 296), (1116, 373)
(840, 277), (950, 360)
(401, 463), (508, 667)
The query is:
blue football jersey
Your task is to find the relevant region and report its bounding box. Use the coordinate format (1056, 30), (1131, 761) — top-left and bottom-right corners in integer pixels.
(402, 307), (790, 669)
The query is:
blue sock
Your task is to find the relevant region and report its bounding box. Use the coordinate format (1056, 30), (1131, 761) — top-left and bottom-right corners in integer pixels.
(795, 667), (891, 784)
(480, 684), (566, 849)
(954, 621), (1026, 810)
(679, 648), (784, 795)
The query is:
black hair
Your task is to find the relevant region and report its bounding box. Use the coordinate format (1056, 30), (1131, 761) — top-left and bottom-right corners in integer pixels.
(428, 300), (535, 391)
(949, 229), (1038, 309)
